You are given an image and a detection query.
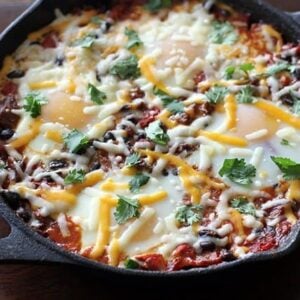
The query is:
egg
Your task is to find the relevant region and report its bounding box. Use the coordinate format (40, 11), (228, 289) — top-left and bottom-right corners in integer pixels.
(41, 91), (92, 130)
(234, 104), (279, 140)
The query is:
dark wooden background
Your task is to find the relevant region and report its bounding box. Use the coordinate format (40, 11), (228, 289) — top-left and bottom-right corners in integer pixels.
(0, 1), (300, 299)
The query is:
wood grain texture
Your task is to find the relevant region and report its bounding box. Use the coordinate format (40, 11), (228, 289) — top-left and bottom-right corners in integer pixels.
(0, 1), (299, 300)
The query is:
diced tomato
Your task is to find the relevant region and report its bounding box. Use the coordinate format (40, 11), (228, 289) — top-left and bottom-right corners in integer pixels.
(171, 243), (196, 259)
(135, 253), (167, 271)
(46, 215), (81, 252)
(41, 32), (57, 49)
(139, 107), (160, 128)
(276, 220), (292, 238)
(169, 251), (222, 271)
(193, 71), (206, 86)
(1, 81), (18, 96)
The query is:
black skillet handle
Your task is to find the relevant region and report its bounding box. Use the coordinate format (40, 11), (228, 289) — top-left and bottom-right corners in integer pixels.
(0, 201), (71, 264)
(288, 12), (300, 25)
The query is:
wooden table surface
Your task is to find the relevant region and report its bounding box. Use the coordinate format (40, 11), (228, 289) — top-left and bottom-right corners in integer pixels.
(0, 1), (300, 299)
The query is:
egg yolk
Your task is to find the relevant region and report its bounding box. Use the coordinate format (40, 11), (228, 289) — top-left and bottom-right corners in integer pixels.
(42, 92), (92, 130)
(233, 104), (279, 140)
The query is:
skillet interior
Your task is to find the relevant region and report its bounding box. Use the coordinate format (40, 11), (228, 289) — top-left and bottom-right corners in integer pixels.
(0, 0), (300, 280)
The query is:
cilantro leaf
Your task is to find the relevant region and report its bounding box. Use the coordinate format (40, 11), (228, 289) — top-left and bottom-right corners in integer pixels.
(290, 91), (300, 116)
(125, 153), (141, 167)
(73, 35), (96, 48)
(237, 86), (254, 104)
(281, 139), (291, 146)
(205, 86), (229, 104)
(125, 27), (143, 50)
(224, 66), (236, 80)
(88, 83), (106, 104)
(266, 62), (292, 76)
(231, 197), (256, 216)
(145, 0), (172, 12)
(239, 63), (255, 73)
(0, 163), (6, 170)
(175, 204), (203, 226)
(271, 156), (300, 180)
(129, 173), (150, 193)
(110, 55), (141, 80)
(23, 92), (48, 118)
(145, 120), (170, 146)
(114, 195), (141, 224)
(224, 63), (254, 80)
(124, 258), (140, 269)
(210, 21), (238, 45)
(219, 158), (256, 185)
(154, 87), (184, 114)
(64, 169), (86, 185)
(91, 16), (103, 25)
(153, 87), (175, 105)
(166, 101), (184, 114)
(64, 129), (89, 154)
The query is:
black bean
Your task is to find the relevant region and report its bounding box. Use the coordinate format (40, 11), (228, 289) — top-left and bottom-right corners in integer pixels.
(199, 240), (216, 251)
(55, 56), (64, 66)
(96, 70), (102, 82)
(171, 168), (179, 176)
(162, 169), (169, 176)
(103, 131), (116, 142)
(6, 70), (25, 79)
(0, 191), (22, 210)
(48, 159), (68, 170)
(220, 249), (236, 262)
(101, 21), (112, 33)
(280, 94), (294, 106)
(16, 207), (31, 223)
(137, 132), (146, 140)
(199, 229), (220, 238)
(293, 68), (300, 80)
(0, 128), (14, 140)
(90, 162), (101, 171)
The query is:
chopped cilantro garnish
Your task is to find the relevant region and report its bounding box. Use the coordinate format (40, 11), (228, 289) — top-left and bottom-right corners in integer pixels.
(290, 91), (300, 116)
(129, 173), (150, 193)
(145, 120), (170, 146)
(230, 197), (256, 216)
(224, 66), (236, 80)
(205, 86), (229, 104)
(88, 83), (106, 105)
(271, 156), (300, 180)
(224, 63), (254, 80)
(154, 87), (184, 114)
(239, 63), (255, 73)
(125, 27), (143, 50)
(125, 153), (141, 167)
(114, 195), (141, 224)
(110, 55), (141, 80)
(210, 21), (238, 45)
(237, 86), (254, 104)
(281, 139), (291, 146)
(64, 169), (86, 185)
(64, 129), (89, 154)
(219, 158), (256, 185)
(145, 0), (172, 12)
(91, 16), (103, 25)
(266, 62), (293, 76)
(72, 35), (96, 48)
(175, 204), (203, 226)
(124, 258), (140, 269)
(23, 92), (48, 118)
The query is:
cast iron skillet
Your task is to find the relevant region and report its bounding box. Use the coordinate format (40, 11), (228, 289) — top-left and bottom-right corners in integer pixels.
(0, 0), (300, 281)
